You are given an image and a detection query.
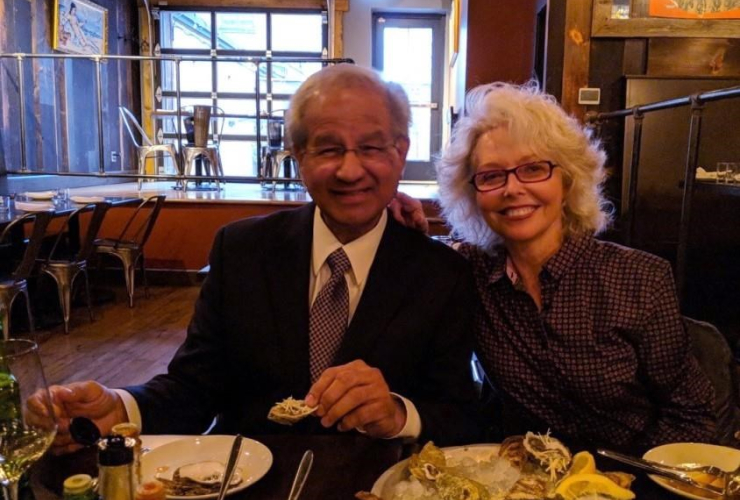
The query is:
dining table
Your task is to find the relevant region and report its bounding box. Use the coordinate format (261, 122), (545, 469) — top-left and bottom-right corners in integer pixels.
(30, 433), (680, 500)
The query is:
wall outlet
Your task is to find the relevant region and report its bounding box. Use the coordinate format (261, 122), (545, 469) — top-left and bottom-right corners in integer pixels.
(578, 88), (601, 105)
(110, 151), (120, 163)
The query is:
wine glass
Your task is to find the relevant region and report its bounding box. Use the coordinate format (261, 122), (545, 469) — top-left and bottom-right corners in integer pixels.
(0, 339), (57, 500)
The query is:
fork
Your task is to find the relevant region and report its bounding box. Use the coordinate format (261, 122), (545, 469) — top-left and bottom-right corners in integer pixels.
(597, 449), (735, 497)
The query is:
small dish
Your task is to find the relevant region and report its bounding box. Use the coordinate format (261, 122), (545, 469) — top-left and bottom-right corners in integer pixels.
(141, 435), (273, 499)
(643, 442), (740, 500)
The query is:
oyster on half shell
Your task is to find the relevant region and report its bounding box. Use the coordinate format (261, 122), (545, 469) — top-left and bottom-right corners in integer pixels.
(173, 461), (243, 486)
(267, 397), (317, 425)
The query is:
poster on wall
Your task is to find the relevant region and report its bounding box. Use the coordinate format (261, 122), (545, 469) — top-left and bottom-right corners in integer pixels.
(649, 0), (740, 19)
(53, 0), (108, 54)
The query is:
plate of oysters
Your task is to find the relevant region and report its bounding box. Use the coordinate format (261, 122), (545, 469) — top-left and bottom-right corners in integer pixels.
(141, 435), (273, 499)
(361, 432), (636, 500)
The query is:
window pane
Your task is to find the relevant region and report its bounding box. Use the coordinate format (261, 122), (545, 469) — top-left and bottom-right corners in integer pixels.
(172, 61), (213, 92)
(216, 13), (267, 51)
(217, 61), (257, 93)
(407, 107), (431, 162)
(271, 62), (322, 94)
(220, 141), (258, 176)
(271, 14), (323, 52)
(223, 117), (257, 136)
(160, 12), (212, 50)
(218, 99), (257, 116)
(382, 27), (433, 102)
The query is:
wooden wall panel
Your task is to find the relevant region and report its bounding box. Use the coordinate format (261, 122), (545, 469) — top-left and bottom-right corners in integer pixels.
(648, 38), (740, 77)
(561, 0), (592, 120)
(0, 0), (139, 177)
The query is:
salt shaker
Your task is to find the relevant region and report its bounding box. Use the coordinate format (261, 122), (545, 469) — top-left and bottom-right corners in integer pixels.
(98, 435), (136, 500)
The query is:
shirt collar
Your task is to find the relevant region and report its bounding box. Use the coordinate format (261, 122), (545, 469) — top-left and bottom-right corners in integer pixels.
(488, 234), (593, 286)
(312, 208), (387, 287)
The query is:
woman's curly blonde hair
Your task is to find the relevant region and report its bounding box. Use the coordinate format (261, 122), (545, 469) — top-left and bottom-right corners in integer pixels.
(436, 81), (612, 251)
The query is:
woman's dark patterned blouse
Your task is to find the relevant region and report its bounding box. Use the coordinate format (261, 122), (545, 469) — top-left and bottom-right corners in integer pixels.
(460, 235), (716, 449)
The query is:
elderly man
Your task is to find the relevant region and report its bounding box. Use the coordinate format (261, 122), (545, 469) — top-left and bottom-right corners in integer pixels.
(41, 64), (480, 454)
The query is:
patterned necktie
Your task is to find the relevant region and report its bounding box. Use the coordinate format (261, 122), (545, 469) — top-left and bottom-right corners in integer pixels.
(309, 247), (352, 382)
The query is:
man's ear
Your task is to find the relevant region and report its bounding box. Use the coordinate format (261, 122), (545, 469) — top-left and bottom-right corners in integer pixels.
(395, 136), (411, 162)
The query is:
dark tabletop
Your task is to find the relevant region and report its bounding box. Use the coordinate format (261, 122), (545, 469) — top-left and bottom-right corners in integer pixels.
(31, 434), (680, 500)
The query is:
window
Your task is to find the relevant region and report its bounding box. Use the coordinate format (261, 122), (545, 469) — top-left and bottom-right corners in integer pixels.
(156, 9), (327, 176)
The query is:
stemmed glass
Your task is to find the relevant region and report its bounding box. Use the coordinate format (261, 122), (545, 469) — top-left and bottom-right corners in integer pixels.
(0, 339), (57, 500)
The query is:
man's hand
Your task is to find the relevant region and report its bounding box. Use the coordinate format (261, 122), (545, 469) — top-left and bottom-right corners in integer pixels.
(389, 192), (429, 234)
(29, 381), (128, 455)
(305, 360), (406, 439)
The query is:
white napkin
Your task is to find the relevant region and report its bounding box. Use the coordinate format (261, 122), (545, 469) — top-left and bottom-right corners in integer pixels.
(14, 201), (54, 212)
(25, 191), (55, 200)
(70, 195), (105, 204)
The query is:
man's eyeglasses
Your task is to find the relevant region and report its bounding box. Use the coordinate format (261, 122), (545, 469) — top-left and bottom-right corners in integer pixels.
(304, 142), (399, 166)
(469, 161), (559, 192)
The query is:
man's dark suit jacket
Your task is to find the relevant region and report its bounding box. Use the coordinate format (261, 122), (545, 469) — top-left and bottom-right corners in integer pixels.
(127, 203), (480, 445)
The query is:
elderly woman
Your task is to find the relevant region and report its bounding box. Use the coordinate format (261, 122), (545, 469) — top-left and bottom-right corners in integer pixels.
(427, 82), (715, 450)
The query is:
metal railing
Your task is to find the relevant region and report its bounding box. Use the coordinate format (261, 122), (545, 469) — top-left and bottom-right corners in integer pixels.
(0, 52), (353, 181)
(586, 85), (740, 302)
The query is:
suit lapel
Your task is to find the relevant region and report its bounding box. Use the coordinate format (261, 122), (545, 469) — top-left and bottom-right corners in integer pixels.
(263, 203), (314, 387)
(335, 214), (414, 364)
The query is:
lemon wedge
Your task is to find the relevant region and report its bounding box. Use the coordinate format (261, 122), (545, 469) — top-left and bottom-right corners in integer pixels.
(555, 473), (635, 500)
(569, 451), (597, 475)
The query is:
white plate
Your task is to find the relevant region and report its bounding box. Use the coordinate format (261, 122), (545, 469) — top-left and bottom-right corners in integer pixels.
(25, 191), (55, 200)
(141, 435), (273, 499)
(371, 443), (500, 498)
(643, 442), (740, 500)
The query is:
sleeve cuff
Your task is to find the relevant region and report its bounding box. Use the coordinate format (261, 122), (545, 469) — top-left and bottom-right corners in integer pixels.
(387, 393), (421, 442)
(113, 389), (142, 431)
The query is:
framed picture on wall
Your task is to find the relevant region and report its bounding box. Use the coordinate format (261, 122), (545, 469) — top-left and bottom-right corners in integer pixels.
(53, 0), (108, 55)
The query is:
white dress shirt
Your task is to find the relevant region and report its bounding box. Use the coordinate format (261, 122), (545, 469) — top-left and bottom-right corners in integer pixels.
(117, 207), (421, 440)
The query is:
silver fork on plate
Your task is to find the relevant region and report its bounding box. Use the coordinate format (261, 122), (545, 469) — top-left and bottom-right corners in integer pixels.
(597, 449), (740, 498)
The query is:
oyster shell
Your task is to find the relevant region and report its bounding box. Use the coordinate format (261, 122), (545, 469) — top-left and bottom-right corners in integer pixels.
(499, 435), (527, 469)
(408, 442), (447, 481)
(436, 473), (491, 500)
(267, 397), (317, 425)
(173, 461), (243, 486)
(521, 431), (571, 480)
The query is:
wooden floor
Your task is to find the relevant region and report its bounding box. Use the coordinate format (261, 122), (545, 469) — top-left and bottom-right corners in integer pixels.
(26, 285), (199, 387)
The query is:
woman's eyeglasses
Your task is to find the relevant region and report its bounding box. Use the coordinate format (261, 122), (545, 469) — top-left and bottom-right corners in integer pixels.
(469, 161), (559, 192)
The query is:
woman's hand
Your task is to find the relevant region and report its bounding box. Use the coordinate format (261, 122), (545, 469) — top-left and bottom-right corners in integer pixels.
(389, 192), (429, 234)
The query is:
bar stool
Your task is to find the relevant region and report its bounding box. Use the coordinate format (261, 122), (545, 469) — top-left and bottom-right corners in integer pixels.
(119, 107), (182, 189)
(181, 106), (225, 191)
